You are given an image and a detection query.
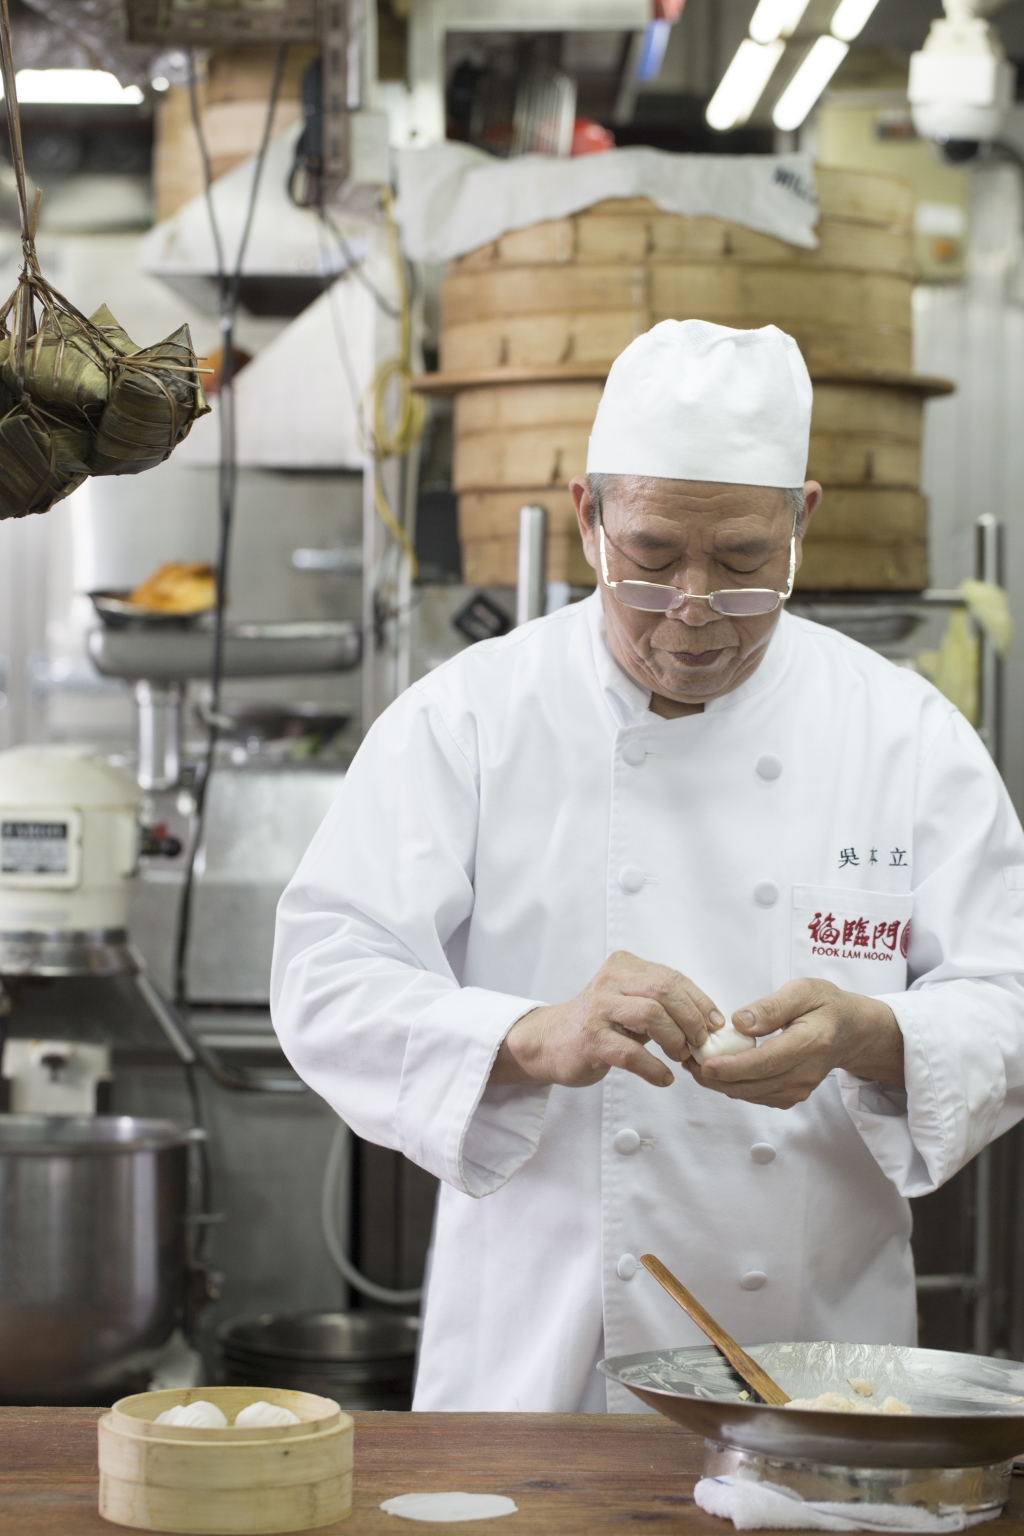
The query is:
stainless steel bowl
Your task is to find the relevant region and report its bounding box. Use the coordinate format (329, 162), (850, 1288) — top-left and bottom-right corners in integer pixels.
(218, 1311), (419, 1410)
(600, 1342), (1024, 1468)
(0, 1115), (191, 1404)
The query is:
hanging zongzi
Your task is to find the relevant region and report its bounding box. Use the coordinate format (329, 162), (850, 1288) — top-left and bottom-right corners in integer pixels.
(0, 397), (91, 519)
(0, 309), (110, 421)
(90, 323), (209, 477)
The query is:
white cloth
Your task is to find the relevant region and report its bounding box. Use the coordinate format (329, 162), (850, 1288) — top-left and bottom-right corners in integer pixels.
(586, 320), (812, 486)
(271, 596), (1024, 1413)
(693, 1476), (997, 1532)
(393, 142), (819, 263)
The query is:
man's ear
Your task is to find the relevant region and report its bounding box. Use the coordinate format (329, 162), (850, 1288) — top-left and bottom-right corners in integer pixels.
(800, 481), (823, 536)
(570, 477), (598, 572)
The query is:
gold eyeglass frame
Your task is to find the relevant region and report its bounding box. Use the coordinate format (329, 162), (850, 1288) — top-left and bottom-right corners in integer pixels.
(597, 514), (798, 617)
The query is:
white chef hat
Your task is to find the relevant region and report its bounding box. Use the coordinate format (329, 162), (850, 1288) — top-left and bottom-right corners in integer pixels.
(586, 319), (812, 488)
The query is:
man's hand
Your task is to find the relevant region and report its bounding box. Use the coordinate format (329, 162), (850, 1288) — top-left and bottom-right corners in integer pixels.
(490, 951), (725, 1089)
(685, 978), (904, 1109)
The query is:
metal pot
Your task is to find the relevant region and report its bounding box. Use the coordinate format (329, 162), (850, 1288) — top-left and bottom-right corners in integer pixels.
(0, 1115), (191, 1404)
(218, 1311), (419, 1410)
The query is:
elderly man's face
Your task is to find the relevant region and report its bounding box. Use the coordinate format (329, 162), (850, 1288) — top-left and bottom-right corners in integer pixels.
(570, 475), (821, 715)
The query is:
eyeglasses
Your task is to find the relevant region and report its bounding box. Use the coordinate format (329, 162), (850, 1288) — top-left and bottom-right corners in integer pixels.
(598, 516), (797, 617)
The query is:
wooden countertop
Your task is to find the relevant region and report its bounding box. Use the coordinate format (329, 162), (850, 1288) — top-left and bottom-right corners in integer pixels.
(2, 1408), (1024, 1534)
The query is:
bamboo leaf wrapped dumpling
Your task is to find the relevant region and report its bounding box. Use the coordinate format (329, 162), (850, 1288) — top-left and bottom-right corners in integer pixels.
(0, 311), (111, 423)
(0, 396), (92, 519)
(90, 323), (209, 477)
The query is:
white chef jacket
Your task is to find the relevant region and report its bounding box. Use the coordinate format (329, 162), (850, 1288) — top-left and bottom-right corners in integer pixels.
(271, 596), (1024, 1413)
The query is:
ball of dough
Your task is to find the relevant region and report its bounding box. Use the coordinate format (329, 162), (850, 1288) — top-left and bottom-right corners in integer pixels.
(692, 1022), (755, 1065)
(155, 1400), (228, 1428)
(234, 1401), (301, 1428)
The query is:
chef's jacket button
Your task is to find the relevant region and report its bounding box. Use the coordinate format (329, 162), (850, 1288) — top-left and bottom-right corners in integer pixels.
(617, 1254), (638, 1280)
(756, 754), (783, 780)
(618, 865), (646, 893)
(750, 1143), (776, 1164)
(622, 740), (647, 767)
(740, 1271), (768, 1291)
(753, 881), (779, 906)
(613, 1129), (642, 1155)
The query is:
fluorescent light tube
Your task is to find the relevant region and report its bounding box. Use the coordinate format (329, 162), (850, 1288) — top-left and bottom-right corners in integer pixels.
(706, 39), (785, 131)
(772, 35), (849, 130)
(749, 0), (811, 45)
(830, 0), (883, 43)
(2, 70), (144, 105)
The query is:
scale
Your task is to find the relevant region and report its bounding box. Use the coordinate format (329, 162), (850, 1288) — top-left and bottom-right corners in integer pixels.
(601, 1341), (1024, 1518)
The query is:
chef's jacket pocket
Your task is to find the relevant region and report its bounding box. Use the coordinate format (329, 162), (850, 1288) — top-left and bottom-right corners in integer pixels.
(791, 886), (914, 995)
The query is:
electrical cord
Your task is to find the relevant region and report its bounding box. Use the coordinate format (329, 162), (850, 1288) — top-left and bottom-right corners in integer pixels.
(321, 1118), (423, 1306)
(359, 190), (425, 577)
(318, 206), (401, 320)
(173, 46), (288, 1016)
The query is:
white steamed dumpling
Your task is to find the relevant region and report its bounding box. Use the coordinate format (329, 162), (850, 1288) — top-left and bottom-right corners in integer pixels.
(234, 1400), (301, 1427)
(692, 1022), (756, 1065)
(155, 1400), (228, 1428)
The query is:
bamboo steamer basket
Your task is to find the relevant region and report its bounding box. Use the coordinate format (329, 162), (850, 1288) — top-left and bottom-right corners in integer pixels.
(452, 382), (923, 495)
(425, 165), (947, 592)
(799, 541), (929, 591)
(455, 486), (930, 592)
(446, 370), (939, 590)
(98, 1386), (352, 1535)
(440, 311), (910, 375)
(439, 168), (917, 379)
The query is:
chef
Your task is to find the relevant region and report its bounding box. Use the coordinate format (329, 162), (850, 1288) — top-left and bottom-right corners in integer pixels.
(272, 319), (1024, 1413)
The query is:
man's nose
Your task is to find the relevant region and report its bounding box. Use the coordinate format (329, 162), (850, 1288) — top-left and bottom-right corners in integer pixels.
(666, 584), (716, 625)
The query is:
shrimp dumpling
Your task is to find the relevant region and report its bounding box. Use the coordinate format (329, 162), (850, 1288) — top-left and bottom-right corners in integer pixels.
(693, 1022), (755, 1065)
(234, 1401), (301, 1428)
(155, 1400), (228, 1428)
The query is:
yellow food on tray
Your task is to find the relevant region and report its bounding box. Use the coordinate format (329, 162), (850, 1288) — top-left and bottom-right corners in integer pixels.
(128, 562), (217, 614)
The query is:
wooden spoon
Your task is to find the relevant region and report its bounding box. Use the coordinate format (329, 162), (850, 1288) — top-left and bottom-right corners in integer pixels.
(640, 1254), (790, 1407)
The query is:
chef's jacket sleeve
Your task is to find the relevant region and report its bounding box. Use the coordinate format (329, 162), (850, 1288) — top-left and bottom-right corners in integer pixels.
(838, 702), (1024, 1197)
(270, 685), (550, 1197)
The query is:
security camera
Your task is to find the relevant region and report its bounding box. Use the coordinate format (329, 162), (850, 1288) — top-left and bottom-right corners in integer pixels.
(909, 0), (1014, 160)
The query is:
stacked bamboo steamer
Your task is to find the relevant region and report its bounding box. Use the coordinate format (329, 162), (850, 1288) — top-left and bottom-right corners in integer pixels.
(426, 166), (952, 592)
(97, 1386), (352, 1533)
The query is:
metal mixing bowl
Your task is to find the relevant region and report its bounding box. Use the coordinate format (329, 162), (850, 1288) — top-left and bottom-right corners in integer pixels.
(600, 1341), (1024, 1468)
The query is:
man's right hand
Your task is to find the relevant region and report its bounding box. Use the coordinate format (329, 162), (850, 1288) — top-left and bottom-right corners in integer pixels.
(489, 951), (725, 1089)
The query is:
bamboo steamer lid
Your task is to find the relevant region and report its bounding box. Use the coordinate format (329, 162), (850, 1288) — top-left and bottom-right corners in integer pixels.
(97, 1386), (352, 1534)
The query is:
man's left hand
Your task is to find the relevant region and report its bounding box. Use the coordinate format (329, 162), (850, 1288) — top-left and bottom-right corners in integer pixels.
(685, 979), (904, 1109)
